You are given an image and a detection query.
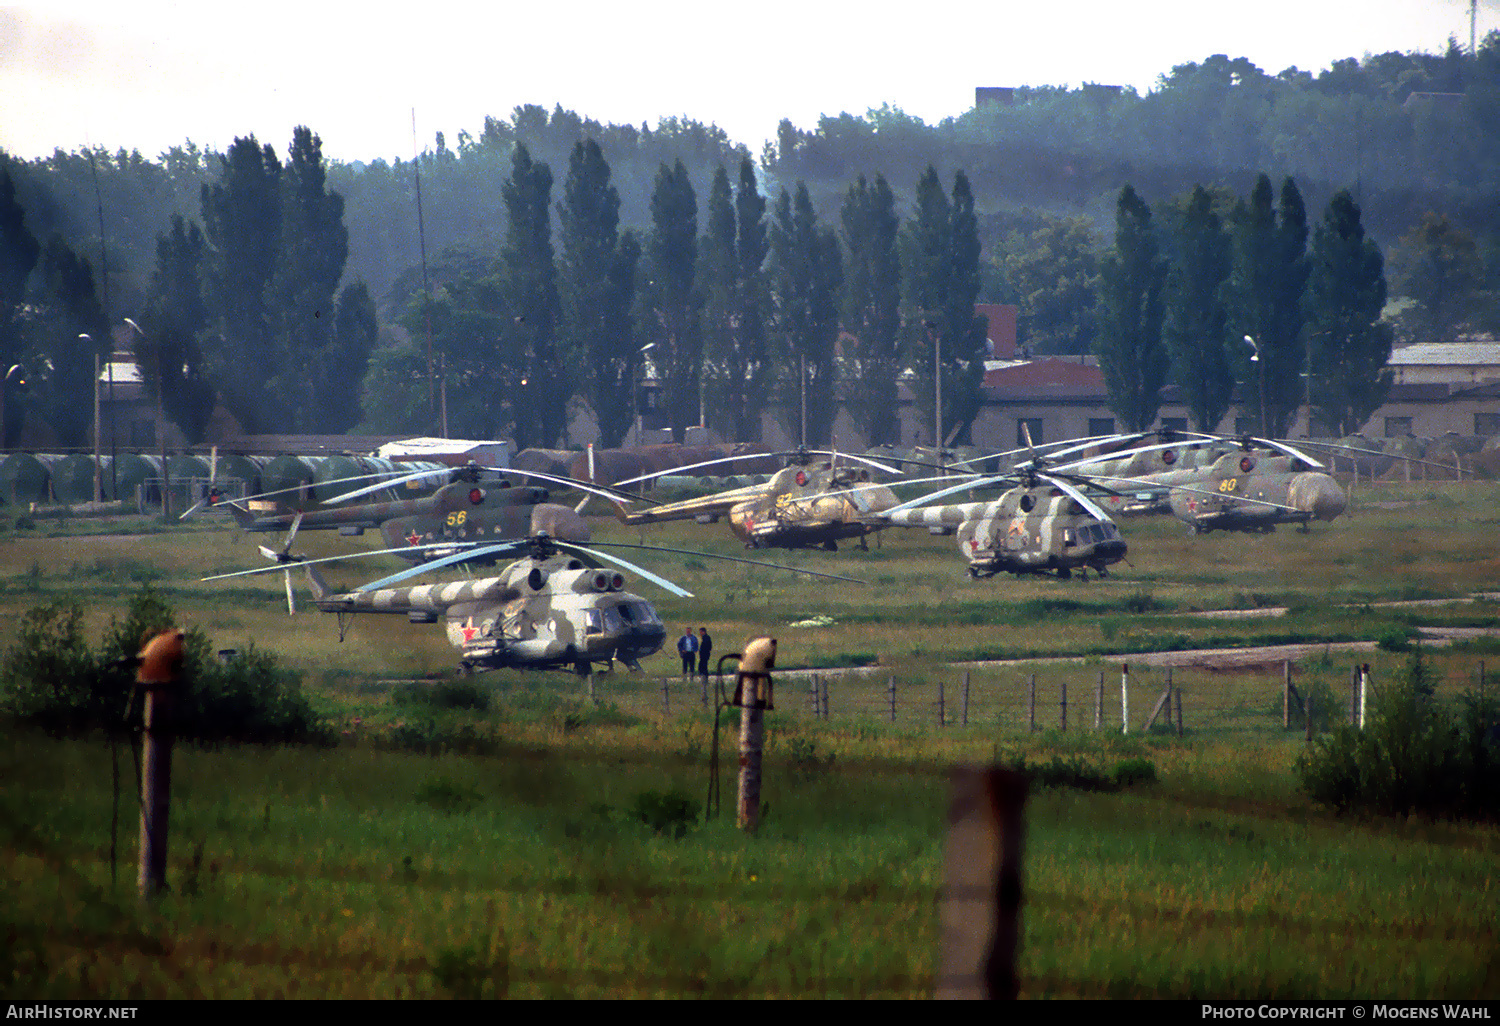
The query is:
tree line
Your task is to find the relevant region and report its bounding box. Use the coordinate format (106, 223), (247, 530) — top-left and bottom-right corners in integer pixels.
(1095, 176), (1392, 438)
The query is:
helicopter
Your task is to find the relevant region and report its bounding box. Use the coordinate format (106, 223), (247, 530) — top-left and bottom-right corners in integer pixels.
(869, 457), (1129, 580)
(201, 461), (655, 562)
(602, 448), (906, 551)
(203, 531), (860, 676)
(1061, 433), (1349, 534)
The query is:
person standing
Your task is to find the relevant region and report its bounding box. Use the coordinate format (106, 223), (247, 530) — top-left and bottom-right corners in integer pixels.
(697, 626), (713, 679)
(677, 627), (698, 676)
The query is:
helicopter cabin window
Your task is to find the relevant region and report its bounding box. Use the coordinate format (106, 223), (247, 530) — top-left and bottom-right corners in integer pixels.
(1476, 413), (1500, 436)
(585, 610), (604, 635)
(1160, 417), (1187, 433)
(631, 602), (660, 625)
(1384, 416), (1413, 438)
(1016, 419), (1043, 446)
(1088, 418), (1115, 436)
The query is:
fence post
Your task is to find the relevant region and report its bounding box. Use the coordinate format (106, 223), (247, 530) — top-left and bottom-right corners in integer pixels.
(1095, 671), (1103, 730)
(661, 676), (670, 717)
(1350, 665), (1359, 724)
(1359, 663), (1369, 730)
(700, 672), (709, 709)
(1027, 674), (1036, 732)
(1120, 664), (1130, 734)
(1305, 688), (1314, 743)
(810, 675), (820, 718)
(1174, 684), (1183, 736)
(136, 628), (184, 902)
(888, 673), (897, 723)
(1283, 661), (1291, 730)
(1059, 680), (1067, 733)
(938, 680), (946, 727)
(820, 676), (829, 720)
(962, 670), (970, 727)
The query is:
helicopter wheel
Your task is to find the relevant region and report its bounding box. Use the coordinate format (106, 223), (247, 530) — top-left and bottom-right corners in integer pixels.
(1078, 568), (1089, 582)
(574, 660), (591, 677)
(1057, 566), (1072, 580)
(1097, 566), (1110, 579)
(456, 661), (474, 678)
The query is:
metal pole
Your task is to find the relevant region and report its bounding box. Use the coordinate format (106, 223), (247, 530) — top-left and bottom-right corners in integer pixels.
(962, 670), (970, 727)
(938, 679), (946, 727)
(1175, 685), (1184, 736)
(661, 676), (670, 717)
(737, 703), (763, 831)
(1283, 660), (1292, 730)
(1359, 663), (1369, 730)
(135, 629), (183, 902)
(1095, 671), (1103, 730)
(1120, 663), (1130, 734)
(820, 676), (828, 720)
(1060, 680), (1067, 732)
(1027, 674), (1036, 732)
(888, 674), (896, 723)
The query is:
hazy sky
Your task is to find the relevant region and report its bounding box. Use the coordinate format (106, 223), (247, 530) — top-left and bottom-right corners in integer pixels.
(4, 1), (1498, 163)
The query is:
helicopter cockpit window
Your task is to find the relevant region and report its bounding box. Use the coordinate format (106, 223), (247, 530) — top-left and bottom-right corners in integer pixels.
(600, 607), (624, 633)
(616, 603), (636, 623)
(633, 603), (660, 625)
(585, 610), (604, 635)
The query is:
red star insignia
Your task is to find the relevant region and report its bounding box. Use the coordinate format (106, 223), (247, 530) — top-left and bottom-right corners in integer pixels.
(405, 530), (421, 546)
(969, 539), (979, 552)
(461, 618), (479, 643)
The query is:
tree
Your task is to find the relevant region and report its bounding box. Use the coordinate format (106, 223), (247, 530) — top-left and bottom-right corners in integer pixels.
(1388, 212), (1485, 345)
(200, 136), (282, 434)
(993, 214), (1100, 357)
(699, 166), (739, 442)
(30, 236), (108, 447)
(900, 167), (986, 447)
(731, 157), (770, 442)
(321, 282), (378, 434)
(137, 215), (217, 442)
(1223, 175), (1309, 436)
(0, 170), (40, 446)
(839, 174), (902, 446)
(1095, 184), (1169, 432)
(498, 143), (565, 449)
(1304, 190), (1393, 435)
(558, 139), (638, 448)
(767, 182), (842, 446)
(272, 126), (349, 433)
(1163, 186), (1233, 432)
(640, 160), (701, 444)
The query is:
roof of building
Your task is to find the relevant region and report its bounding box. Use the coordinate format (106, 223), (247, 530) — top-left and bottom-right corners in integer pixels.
(1390, 342), (1500, 366)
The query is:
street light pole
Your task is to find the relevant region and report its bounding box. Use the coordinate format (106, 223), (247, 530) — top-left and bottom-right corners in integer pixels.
(1244, 335), (1269, 436)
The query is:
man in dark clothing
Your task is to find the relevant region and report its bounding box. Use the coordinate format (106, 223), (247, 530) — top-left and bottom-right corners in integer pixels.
(677, 628), (697, 676)
(697, 627), (713, 679)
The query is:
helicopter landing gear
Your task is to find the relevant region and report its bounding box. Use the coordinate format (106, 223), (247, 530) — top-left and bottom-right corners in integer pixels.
(1078, 567), (1088, 582)
(456, 660), (474, 677)
(574, 660), (591, 677)
(822, 539), (838, 552)
(1057, 566), (1073, 580)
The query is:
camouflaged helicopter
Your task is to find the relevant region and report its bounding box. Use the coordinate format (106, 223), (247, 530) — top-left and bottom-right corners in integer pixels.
(195, 460), (656, 562)
(1061, 432), (1349, 534)
(860, 437), (1132, 580)
(602, 448), (904, 551)
(203, 532), (859, 676)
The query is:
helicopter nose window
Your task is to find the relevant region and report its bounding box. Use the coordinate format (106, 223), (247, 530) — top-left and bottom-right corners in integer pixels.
(601, 607), (624, 633)
(632, 602), (660, 625)
(616, 603), (636, 623)
(585, 610), (604, 635)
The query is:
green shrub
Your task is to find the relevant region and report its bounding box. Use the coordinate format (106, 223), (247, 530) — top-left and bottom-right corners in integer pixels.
(0, 587), (327, 746)
(1113, 758), (1158, 787)
(631, 788), (698, 838)
(1004, 754), (1117, 792)
(1296, 650), (1500, 819)
(1376, 627), (1416, 652)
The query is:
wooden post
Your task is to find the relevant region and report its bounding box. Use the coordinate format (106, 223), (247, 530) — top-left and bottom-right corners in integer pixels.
(1059, 681), (1067, 733)
(1359, 663), (1369, 730)
(1027, 674), (1036, 732)
(888, 673), (896, 723)
(1283, 660), (1292, 730)
(136, 629), (184, 901)
(1175, 685), (1183, 736)
(820, 676), (828, 720)
(1095, 671), (1103, 730)
(809, 675), (820, 717)
(700, 672), (709, 709)
(938, 679), (946, 727)
(1142, 669), (1173, 731)
(938, 767), (1027, 1000)
(962, 670), (970, 727)
(1120, 664), (1130, 734)
(736, 638), (776, 834)
(661, 676), (670, 717)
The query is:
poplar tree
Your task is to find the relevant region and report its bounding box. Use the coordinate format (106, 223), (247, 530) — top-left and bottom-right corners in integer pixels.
(1305, 190), (1393, 435)
(640, 160), (701, 444)
(840, 174), (902, 446)
(200, 135), (282, 434)
(0, 170), (40, 446)
(699, 166), (739, 441)
(31, 237), (108, 447)
(731, 157), (769, 442)
(1095, 184), (1168, 432)
(900, 168), (986, 447)
(558, 139), (638, 447)
(769, 183), (842, 446)
(138, 215), (217, 442)
(1164, 185), (1233, 432)
(499, 143), (564, 449)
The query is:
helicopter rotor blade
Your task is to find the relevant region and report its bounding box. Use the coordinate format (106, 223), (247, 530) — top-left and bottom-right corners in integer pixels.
(551, 542), (694, 598)
(573, 540), (867, 585)
(200, 542), (449, 583)
(1041, 474), (1113, 521)
(355, 542), (532, 592)
(284, 569), (296, 616)
(883, 473), (1020, 515)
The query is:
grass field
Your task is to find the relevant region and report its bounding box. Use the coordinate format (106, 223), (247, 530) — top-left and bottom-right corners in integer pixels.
(1, 480), (1498, 998)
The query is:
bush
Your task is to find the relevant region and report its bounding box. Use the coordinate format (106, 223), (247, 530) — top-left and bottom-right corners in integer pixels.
(1296, 650), (1500, 819)
(393, 680), (491, 711)
(0, 587), (328, 746)
(631, 789), (698, 838)
(1113, 758), (1158, 787)
(1376, 627), (1417, 652)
